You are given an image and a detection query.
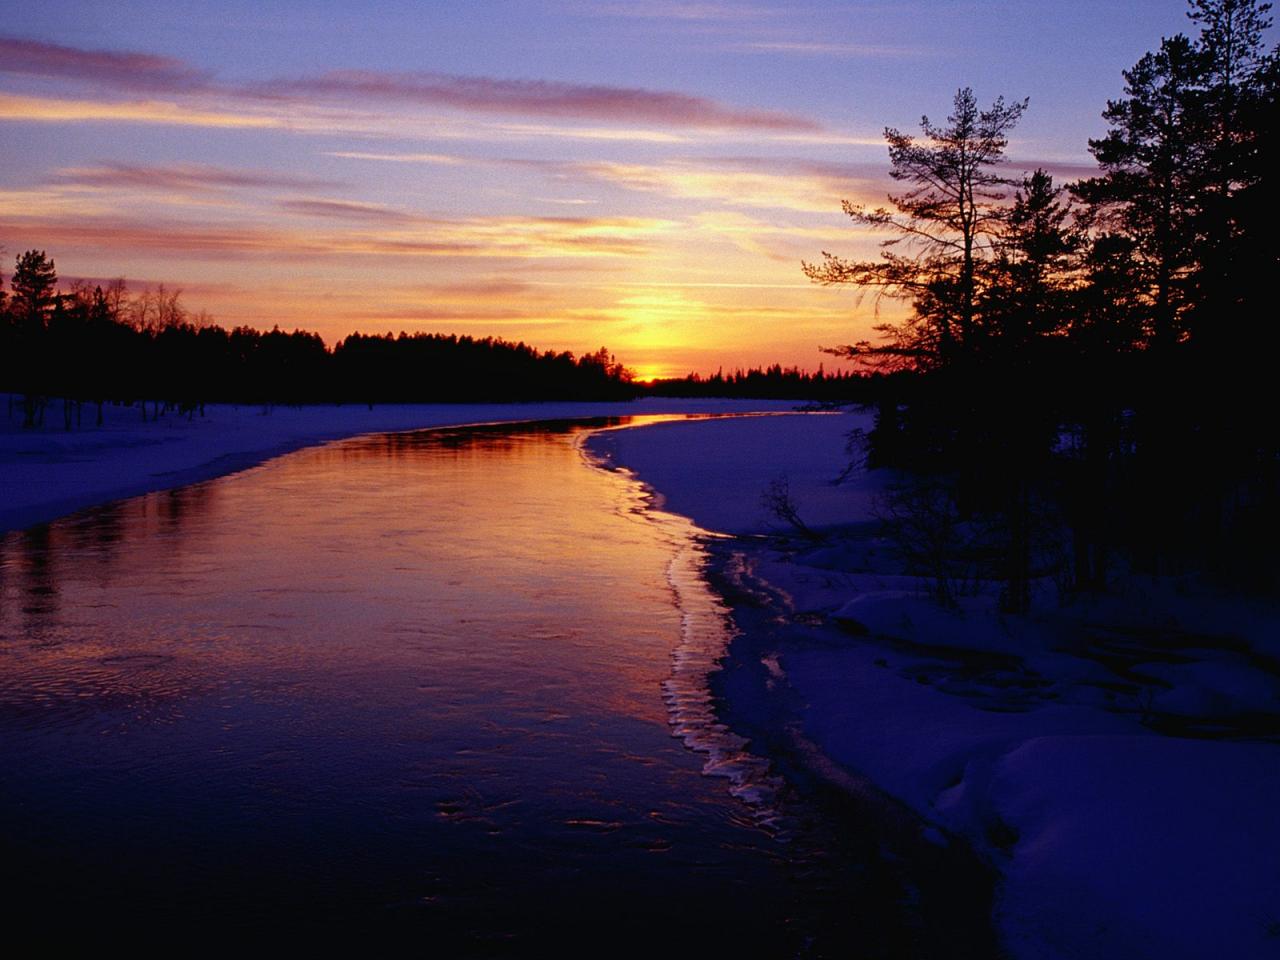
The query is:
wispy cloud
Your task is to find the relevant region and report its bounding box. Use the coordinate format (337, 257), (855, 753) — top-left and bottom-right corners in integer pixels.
(547, 156), (883, 213)
(0, 34), (209, 91)
(323, 150), (468, 166)
(262, 70), (820, 132)
(533, 197), (599, 206)
(318, 150), (887, 211)
(688, 209), (877, 261)
(0, 92), (278, 128)
(0, 91), (711, 143)
(1005, 157), (1099, 183)
(0, 213), (677, 261)
(313, 147), (896, 222)
(50, 162), (340, 193)
(581, 2), (780, 21)
(279, 198), (423, 224)
(1, 34), (823, 135)
(734, 40), (921, 58)
(476, 121), (690, 143)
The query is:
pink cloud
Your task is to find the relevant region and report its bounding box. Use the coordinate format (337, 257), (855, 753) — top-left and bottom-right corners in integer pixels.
(1, 34), (822, 133)
(0, 213), (666, 261)
(264, 70), (821, 132)
(0, 34), (208, 91)
(50, 162), (341, 192)
(279, 198), (430, 224)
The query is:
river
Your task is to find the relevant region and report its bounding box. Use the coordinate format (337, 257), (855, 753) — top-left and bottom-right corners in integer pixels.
(0, 416), (991, 955)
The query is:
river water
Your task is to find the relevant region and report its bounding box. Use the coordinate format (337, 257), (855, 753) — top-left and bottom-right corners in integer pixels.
(0, 417), (990, 955)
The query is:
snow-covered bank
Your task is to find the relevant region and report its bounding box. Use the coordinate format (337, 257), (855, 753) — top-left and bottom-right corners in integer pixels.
(587, 411), (883, 534)
(586, 411), (1280, 960)
(0, 396), (800, 534)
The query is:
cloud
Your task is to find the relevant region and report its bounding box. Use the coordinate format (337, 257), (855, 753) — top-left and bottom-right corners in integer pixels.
(279, 198), (423, 224)
(581, 2), (779, 21)
(319, 151), (886, 211)
(0, 92), (279, 128)
(1, 34), (826, 138)
(0, 34), (209, 91)
(533, 197), (599, 206)
(471, 121), (691, 143)
(0, 213), (676, 261)
(323, 150), (468, 166)
(0, 90), (700, 143)
(262, 69), (821, 132)
(687, 209), (879, 261)
(50, 162), (340, 193)
(1005, 157), (1100, 183)
(547, 156), (884, 212)
(340, 305), (562, 325)
(408, 278), (544, 301)
(734, 41), (920, 58)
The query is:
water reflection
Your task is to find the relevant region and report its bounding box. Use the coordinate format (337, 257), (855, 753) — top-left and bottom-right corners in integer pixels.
(0, 416), (797, 950)
(0, 415), (989, 955)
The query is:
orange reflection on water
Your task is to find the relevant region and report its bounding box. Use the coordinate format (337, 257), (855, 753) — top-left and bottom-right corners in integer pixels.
(0, 415), (724, 737)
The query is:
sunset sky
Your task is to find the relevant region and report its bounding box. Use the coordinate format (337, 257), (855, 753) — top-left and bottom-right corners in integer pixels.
(1, 1), (1193, 379)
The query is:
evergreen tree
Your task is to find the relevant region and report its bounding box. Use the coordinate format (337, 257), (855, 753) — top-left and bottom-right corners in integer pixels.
(984, 170), (1083, 354)
(1073, 35), (1205, 351)
(9, 250), (58, 328)
(9, 251), (58, 428)
(1185, 0), (1274, 350)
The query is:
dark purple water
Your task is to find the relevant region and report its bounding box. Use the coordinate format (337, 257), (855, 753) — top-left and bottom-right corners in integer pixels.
(0, 418), (991, 955)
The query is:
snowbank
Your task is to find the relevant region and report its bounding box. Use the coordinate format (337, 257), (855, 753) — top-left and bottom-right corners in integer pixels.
(590, 411), (1280, 960)
(0, 396), (800, 534)
(586, 410), (881, 534)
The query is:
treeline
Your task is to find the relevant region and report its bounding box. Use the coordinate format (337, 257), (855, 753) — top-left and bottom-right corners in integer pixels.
(0, 257), (636, 426)
(648, 364), (878, 401)
(0, 249), (879, 423)
(806, 0), (1280, 603)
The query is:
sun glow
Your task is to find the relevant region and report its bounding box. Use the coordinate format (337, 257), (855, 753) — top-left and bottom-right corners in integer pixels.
(0, 15), (910, 373)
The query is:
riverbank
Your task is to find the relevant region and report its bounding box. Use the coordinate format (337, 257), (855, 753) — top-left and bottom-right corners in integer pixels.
(586, 411), (1280, 960)
(0, 395), (800, 535)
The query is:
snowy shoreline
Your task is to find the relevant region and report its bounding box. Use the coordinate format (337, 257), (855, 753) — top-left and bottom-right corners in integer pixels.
(586, 412), (1280, 960)
(0, 396), (800, 535)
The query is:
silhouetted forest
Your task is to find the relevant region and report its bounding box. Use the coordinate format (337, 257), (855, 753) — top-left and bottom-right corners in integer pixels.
(647, 364), (879, 401)
(805, 0), (1280, 603)
(0, 251), (878, 421)
(0, 263), (637, 424)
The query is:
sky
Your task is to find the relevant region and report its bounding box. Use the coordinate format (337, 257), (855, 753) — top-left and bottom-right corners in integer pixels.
(0, 1), (1199, 379)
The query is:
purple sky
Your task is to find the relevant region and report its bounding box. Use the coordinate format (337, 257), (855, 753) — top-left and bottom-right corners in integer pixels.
(0, 1), (1206, 377)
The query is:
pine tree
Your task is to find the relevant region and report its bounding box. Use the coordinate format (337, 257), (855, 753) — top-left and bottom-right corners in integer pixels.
(9, 251), (58, 428)
(1073, 36), (1206, 351)
(803, 87), (1027, 369)
(10, 250), (58, 328)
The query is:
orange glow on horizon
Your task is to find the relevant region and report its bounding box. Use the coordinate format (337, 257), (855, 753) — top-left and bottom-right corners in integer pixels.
(0, 30), (920, 376)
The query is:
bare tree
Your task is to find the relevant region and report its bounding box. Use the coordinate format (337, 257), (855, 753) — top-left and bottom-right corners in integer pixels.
(761, 476), (822, 541)
(129, 284), (187, 334)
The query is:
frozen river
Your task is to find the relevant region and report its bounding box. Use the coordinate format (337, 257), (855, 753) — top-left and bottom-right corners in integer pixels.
(0, 417), (990, 954)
